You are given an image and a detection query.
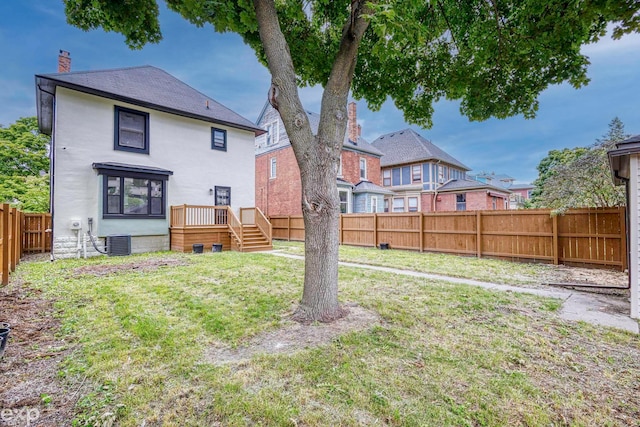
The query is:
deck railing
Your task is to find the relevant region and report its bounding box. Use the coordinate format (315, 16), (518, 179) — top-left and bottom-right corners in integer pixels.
(255, 207), (272, 243)
(227, 208), (243, 251)
(170, 205), (229, 228)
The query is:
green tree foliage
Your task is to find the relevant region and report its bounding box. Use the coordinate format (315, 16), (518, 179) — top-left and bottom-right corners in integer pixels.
(532, 118), (629, 211)
(0, 117), (50, 212)
(62, 0), (640, 322)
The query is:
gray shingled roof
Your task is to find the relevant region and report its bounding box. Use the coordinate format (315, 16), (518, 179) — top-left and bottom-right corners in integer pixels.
(256, 105), (384, 157)
(353, 180), (395, 195)
(371, 129), (469, 170)
(304, 110), (384, 157)
(36, 65), (262, 136)
(437, 179), (511, 193)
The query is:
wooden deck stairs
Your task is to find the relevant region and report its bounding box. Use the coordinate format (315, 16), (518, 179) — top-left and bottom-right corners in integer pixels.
(231, 224), (272, 252)
(170, 205), (272, 253)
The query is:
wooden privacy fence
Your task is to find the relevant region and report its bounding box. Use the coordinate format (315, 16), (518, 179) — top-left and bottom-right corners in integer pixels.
(0, 206), (51, 286)
(1, 204), (21, 285)
(270, 207), (627, 271)
(22, 213), (51, 255)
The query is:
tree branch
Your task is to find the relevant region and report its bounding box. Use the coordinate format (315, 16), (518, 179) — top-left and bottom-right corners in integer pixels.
(253, 0), (313, 166)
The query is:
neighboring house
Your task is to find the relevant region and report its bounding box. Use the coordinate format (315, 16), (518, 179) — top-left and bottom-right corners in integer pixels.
(469, 171), (516, 188)
(508, 183), (535, 209)
(255, 102), (391, 215)
(608, 133), (640, 319)
(469, 172), (533, 209)
(371, 129), (510, 212)
(36, 61), (262, 258)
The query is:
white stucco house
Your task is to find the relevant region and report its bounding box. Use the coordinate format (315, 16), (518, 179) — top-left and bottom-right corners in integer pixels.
(608, 134), (640, 319)
(36, 65), (263, 258)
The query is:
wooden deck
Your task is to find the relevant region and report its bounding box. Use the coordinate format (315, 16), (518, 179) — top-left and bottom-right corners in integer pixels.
(170, 205), (272, 253)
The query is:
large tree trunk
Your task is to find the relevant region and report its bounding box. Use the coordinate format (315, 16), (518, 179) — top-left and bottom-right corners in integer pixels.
(253, 0), (370, 323)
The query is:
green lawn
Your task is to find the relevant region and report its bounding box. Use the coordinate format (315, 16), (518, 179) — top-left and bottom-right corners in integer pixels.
(274, 240), (556, 285)
(10, 250), (640, 426)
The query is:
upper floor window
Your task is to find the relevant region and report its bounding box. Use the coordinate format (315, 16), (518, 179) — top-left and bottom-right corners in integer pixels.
(359, 158), (367, 180)
(212, 128), (227, 151)
(266, 121), (278, 146)
(114, 106), (149, 154)
(456, 194), (466, 211)
(412, 165), (421, 183)
(270, 157), (277, 178)
(383, 169), (391, 186)
(215, 186), (231, 206)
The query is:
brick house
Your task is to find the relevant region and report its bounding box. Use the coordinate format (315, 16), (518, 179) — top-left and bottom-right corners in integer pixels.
(255, 102), (392, 215)
(371, 129), (510, 212)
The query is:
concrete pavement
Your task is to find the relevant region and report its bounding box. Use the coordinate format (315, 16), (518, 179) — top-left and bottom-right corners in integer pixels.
(270, 252), (639, 334)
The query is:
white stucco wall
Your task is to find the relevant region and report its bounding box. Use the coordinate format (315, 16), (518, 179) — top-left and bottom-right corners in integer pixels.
(630, 155), (639, 319)
(52, 88), (256, 258)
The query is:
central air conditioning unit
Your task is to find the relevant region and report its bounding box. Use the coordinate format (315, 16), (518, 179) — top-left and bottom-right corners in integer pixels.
(106, 235), (131, 256)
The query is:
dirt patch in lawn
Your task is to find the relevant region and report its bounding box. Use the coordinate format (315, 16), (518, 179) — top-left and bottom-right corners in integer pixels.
(0, 281), (87, 427)
(537, 264), (628, 294)
(206, 303), (382, 365)
(70, 257), (189, 278)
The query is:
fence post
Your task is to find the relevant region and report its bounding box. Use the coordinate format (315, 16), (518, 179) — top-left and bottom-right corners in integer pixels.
(476, 211), (482, 258)
(374, 213), (378, 249)
(287, 216), (291, 241)
(2, 204), (9, 286)
(552, 214), (559, 265)
(419, 212), (424, 252)
(620, 206), (628, 272)
(10, 207), (18, 272)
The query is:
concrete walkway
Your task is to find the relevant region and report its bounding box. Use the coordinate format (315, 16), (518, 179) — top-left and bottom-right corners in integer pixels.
(270, 252), (639, 334)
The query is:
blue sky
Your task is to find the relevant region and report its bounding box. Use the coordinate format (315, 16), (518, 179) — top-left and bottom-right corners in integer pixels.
(1, 2), (639, 183)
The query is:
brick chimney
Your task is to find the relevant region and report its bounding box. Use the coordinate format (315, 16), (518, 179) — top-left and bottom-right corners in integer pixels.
(58, 50), (71, 73)
(348, 102), (358, 143)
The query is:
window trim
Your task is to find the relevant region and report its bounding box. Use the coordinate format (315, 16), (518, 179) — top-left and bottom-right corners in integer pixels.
(412, 165), (421, 183)
(338, 188), (351, 214)
(270, 157), (277, 179)
(456, 193), (466, 211)
(211, 127), (227, 152)
(359, 158), (367, 180)
(383, 169), (391, 186)
(408, 196), (419, 212)
(102, 174), (167, 219)
(114, 106), (149, 154)
(215, 186), (231, 206)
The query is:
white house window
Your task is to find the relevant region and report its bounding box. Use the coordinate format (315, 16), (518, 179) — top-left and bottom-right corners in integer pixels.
(456, 194), (466, 211)
(266, 121), (278, 146)
(215, 186), (231, 206)
(412, 165), (421, 183)
(371, 196), (378, 213)
(384, 198), (389, 212)
(359, 158), (367, 180)
(393, 198), (405, 212)
(114, 106), (149, 154)
(270, 157), (277, 178)
(383, 169), (391, 186)
(408, 197), (418, 212)
(211, 128), (227, 151)
(339, 189), (350, 213)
